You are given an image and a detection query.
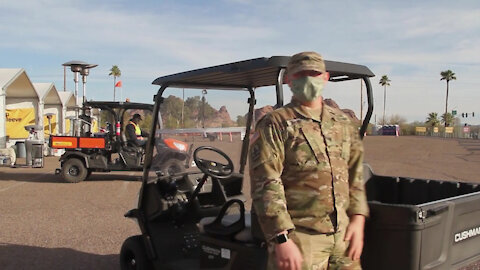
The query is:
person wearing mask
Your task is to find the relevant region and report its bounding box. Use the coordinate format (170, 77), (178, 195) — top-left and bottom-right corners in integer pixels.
(250, 52), (369, 270)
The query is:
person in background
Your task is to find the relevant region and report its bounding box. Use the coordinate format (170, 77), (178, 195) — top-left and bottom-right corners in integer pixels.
(125, 113), (149, 147)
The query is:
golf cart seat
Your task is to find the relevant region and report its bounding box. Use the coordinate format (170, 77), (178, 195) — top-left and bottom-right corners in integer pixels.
(121, 133), (142, 152)
(198, 199), (263, 244)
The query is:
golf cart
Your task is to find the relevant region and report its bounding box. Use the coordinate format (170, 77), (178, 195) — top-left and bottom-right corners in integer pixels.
(121, 56), (480, 270)
(50, 101), (192, 183)
(119, 56), (374, 270)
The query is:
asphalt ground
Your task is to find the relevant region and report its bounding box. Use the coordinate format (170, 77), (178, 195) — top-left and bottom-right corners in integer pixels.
(1, 136), (480, 270)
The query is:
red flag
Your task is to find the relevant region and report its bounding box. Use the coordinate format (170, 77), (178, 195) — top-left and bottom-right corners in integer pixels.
(115, 81), (122, 87)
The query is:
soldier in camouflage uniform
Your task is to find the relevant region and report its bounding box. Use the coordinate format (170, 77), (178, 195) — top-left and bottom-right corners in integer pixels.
(250, 52), (369, 270)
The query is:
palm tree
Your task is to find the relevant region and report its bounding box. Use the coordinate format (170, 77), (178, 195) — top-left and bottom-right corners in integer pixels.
(426, 112), (440, 127)
(440, 70), (456, 127)
(426, 112), (440, 136)
(109, 65), (121, 101)
(441, 112), (454, 127)
(379, 75), (391, 125)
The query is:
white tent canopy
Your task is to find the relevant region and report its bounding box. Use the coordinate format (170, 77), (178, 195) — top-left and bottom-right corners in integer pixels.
(58, 91), (75, 108)
(58, 91), (76, 134)
(0, 68), (39, 148)
(34, 83), (61, 104)
(34, 83), (63, 139)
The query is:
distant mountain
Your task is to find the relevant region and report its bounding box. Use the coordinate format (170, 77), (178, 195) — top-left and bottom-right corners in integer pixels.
(160, 95), (236, 128)
(152, 95), (359, 129)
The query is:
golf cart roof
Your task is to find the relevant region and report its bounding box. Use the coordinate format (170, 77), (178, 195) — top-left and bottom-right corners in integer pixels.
(84, 101), (154, 110)
(152, 56), (375, 89)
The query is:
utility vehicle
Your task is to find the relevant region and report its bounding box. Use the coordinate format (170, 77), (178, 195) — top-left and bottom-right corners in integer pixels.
(120, 56), (480, 270)
(50, 101), (192, 183)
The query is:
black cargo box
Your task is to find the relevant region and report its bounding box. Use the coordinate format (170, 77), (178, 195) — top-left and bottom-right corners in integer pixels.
(362, 165), (480, 270)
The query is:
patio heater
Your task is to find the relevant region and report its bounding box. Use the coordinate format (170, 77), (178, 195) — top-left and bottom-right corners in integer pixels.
(62, 61), (97, 136)
(45, 113), (55, 136)
(80, 64), (98, 104)
(45, 113), (55, 156)
(65, 116), (76, 136)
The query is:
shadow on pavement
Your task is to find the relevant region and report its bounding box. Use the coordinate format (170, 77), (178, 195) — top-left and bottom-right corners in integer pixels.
(88, 173), (142, 182)
(0, 172), (141, 183)
(0, 243), (118, 270)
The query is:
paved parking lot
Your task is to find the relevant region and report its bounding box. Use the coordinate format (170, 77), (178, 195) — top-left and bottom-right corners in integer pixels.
(1, 136), (479, 269)
(0, 158), (142, 270)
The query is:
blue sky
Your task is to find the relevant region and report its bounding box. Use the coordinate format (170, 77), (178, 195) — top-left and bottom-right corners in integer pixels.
(1, 0), (480, 124)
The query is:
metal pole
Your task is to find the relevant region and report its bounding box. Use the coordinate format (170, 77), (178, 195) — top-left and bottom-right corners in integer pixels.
(82, 75), (87, 104)
(181, 88), (185, 128)
(383, 85), (386, 125)
(239, 87), (255, 174)
(360, 79), (363, 122)
(81, 75), (87, 136)
(0, 92), (7, 148)
(361, 77), (374, 139)
(276, 68), (285, 108)
(202, 89), (207, 129)
(64, 66), (66, 91)
(74, 72), (80, 111)
(73, 72), (80, 136)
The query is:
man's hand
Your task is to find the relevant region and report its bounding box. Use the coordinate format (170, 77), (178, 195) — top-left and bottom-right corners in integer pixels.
(275, 238), (303, 270)
(344, 214), (365, 261)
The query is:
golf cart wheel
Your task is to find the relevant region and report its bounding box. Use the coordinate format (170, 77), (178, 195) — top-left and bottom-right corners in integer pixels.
(160, 159), (185, 176)
(120, 235), (151, 270)
(62, 158), (88, 183)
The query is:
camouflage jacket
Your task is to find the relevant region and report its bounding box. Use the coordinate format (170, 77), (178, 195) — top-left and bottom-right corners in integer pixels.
(249, 100), (369, 240)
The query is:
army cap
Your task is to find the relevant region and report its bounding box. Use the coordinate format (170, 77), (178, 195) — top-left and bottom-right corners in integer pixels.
(287, 51), (326, 76)
(132, 113), (142, 120)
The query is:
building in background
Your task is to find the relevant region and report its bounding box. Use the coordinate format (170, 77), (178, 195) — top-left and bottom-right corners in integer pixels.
(33, 83), (63, 140)
(0, 68), (40, 148)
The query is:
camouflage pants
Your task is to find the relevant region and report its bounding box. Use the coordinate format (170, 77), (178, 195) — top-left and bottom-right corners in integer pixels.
(267, 227), (362, 270)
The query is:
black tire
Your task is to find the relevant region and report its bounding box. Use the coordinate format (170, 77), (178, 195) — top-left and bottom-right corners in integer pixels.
(160, 159), (186, 176)
(61, 158), (88, 183)
(120, 235), (151, 270)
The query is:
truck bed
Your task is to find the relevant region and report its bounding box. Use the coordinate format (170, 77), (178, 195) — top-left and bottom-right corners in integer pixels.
(362, 165), (480, 270)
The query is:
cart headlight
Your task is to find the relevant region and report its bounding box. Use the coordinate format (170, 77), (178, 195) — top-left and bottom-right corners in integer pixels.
(173, 141), (187, 151)
(164, 138), (188, 152)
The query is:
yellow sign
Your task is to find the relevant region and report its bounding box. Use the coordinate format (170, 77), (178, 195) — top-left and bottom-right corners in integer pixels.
(6, 108), (36, 139)
(92, 118), (99, 133)
(415, 127), (427, 133)
(445, 127), (454, 133)
(44, 114), (57, 136)
(66, 119), (71, 134)
(433, 127), (439, 133)
(52, 141), (73, 147)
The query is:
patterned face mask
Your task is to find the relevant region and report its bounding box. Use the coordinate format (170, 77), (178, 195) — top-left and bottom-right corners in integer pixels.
(290, 76), (325, 102)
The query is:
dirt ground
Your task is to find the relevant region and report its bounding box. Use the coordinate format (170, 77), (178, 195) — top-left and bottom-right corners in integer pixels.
(0, 136), (479, 270)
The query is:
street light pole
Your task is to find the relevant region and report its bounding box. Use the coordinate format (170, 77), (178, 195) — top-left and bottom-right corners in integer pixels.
(202, 89), (207, 129)
(80, 64), (98, 105)
(72, 69), (81, 135)
(62, 61), (97, 136)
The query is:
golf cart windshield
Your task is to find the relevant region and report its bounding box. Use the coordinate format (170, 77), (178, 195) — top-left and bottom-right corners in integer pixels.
(82, 101), (154, 138)
(144, 56), (375, 183)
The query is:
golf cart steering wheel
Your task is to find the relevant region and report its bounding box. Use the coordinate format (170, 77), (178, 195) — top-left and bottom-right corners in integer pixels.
(193, 146), (234, 179)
